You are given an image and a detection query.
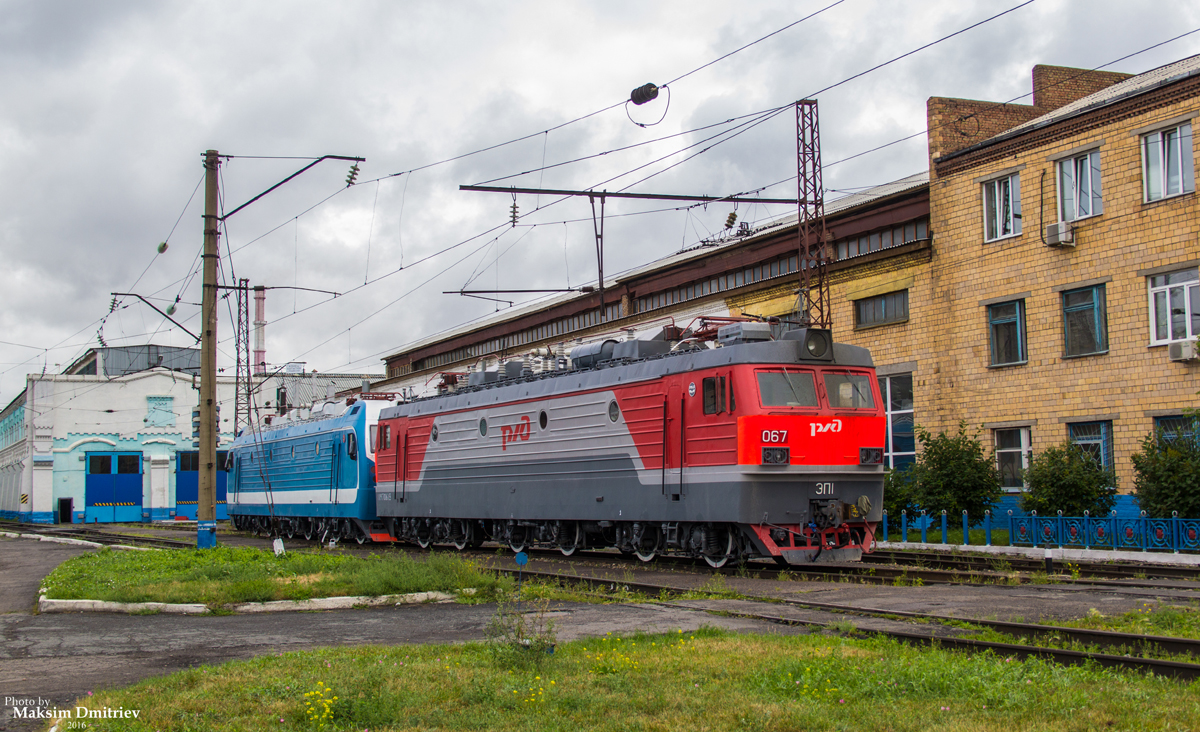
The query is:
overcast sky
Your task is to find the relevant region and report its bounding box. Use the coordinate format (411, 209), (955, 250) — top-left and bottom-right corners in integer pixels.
(2, 0), (1199, 407)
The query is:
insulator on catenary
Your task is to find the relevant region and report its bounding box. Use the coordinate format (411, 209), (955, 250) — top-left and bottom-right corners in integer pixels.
(630, 83), (659, 105)
(725, 212), (737, 229)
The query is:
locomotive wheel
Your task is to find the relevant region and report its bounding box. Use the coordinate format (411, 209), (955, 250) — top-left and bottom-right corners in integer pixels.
(415, 523), (433, 549)
(702, 526), (735, 569)
(508, 527), (528, 553)
(634, 526), (660, 563)
(302, 519), (316, 541)
(451, 520), (472, 551)
(284, 521), (296, 540)
(354, 524), (368, 544)
(558, 522), (581, 556)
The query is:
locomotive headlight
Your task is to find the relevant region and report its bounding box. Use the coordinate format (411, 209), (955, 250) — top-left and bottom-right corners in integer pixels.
(805, 330), (829, 358)
(782, 328), (833, 361)
(762, 447), (790, 465)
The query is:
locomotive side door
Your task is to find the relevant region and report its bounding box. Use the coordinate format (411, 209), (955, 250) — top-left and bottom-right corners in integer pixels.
(665, 382), (684, 499)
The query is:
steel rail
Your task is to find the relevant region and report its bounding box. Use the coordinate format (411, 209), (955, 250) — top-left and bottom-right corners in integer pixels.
(494, 567), (1200, 679)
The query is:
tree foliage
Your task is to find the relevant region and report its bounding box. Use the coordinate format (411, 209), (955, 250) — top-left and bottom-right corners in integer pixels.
(899, 421), (1002, 523)
(1020, 442), (1116, 517)
(1131, 420), (1200, 519)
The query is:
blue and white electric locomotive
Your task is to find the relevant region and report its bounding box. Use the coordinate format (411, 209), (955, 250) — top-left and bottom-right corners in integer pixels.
(226, 395), (400, 543)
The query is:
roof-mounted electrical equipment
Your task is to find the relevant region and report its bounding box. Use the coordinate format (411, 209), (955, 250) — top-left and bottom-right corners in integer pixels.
(717, 322), (773, 346)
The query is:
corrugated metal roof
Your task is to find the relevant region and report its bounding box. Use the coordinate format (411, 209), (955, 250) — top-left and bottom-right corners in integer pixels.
(386, 170), (929, 360)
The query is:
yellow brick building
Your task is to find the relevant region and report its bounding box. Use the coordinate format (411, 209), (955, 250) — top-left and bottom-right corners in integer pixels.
(830, 57), (1200, 496)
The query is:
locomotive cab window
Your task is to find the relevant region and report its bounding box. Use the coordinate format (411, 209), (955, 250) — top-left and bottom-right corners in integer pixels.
(346, 432), (357, 460)
(756, 370), (818, 407)
(702, 377), (727, 414)
(823, 372), (877, 409)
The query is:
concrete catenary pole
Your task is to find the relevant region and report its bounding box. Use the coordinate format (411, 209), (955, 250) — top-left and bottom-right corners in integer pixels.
(198, 149), (221, 548)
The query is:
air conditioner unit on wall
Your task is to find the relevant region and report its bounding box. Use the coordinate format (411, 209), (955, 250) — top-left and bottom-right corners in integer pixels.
(1168, 340), (1199, 362)
(1045, 222), (1075, 247)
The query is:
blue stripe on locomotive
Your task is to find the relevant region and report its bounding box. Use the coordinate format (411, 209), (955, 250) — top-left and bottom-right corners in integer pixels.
(227, 402), (375, 522)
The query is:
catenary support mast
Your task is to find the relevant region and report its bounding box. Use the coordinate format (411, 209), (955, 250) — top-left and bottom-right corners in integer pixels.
(197, 150), (221, 548)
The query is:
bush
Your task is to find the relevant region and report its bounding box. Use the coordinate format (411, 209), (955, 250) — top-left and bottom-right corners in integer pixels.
(1131, 419), (1200, 518)
(883, 468), (919, 522)
(1020, 442), (1117, 517)
(903, 421), (1001, 523)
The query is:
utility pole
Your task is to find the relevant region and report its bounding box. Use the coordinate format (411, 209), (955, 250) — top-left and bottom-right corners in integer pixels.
(198, 149), (221, 549)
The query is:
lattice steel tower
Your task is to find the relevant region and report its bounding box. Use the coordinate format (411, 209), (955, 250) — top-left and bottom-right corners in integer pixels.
(796, 99), (831, 329)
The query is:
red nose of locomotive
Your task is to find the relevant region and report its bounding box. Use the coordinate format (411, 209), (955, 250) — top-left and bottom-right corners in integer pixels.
(736, 414), (884, 467)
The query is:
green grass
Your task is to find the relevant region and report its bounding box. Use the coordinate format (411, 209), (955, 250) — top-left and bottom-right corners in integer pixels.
(40, 545), (503, 609)
(57, 628), (1200, 731)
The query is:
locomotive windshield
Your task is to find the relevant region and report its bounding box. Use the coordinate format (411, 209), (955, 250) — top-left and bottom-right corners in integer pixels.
(756, 369), (819, 407)
(823, 372), (876, 409)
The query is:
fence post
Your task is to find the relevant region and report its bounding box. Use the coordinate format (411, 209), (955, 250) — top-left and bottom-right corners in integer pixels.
(985, 510), (992, 546)
(1057, 510), (1064, 549)
(1084, 510), (1090, 550)
(1031, 510), (1038, 548)
(1141, 510), (1148, 552)
(1173, 511), (1180, 554)
(901, 510), (908, 544)
(941, 510), (948, 545)
(882, 510), (889, 542)
(1007, 510), (1013, 547)
(962, 510), (970, 546)
(1110, 510), (1118, 553)
(920, 509), (928, 544)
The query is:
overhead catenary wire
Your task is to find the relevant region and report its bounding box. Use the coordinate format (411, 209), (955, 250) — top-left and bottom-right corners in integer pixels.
(210, 0), (1053, 373)
(12, 7), (1194, 406)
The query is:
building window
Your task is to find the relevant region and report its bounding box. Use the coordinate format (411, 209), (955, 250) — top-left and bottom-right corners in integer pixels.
(988, 300), (1026, 366)
(1068, 421), (1113, 468)
(1062, 285), (1107, 357)
(1148, 268), (1199, 345)
(855, 290), (908, 328)
(877, 373), (914, 471)
(994, 427), (1031, 492)
(1155, 415), (1197, 441)
(983, 174), (1022, 242)
(1142, 122), (1194, 202)
(1058, 150), (1102, 222)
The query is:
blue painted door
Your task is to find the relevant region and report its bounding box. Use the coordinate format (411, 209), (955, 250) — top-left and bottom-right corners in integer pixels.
(85, 453), (143, 523)
(175, 451), (228, 519)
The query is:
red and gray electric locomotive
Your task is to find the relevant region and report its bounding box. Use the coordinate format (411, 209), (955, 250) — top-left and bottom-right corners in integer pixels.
(373, 321), (885, 566)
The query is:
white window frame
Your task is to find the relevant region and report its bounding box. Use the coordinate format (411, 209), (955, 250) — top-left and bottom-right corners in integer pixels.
(982, 173), (1022, 242)
(994, 427), (1031, 493)
(877, 373), (915, 471)
(1142, 122), (1195, 202)
(1057, 149), (1102, 222)
(1148, 267), (1200, 345)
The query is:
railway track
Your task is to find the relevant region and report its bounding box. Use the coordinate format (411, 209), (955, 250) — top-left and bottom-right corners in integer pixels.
(495, 566), (1200, 680)
(16, 527), (194, 550)
(480, 545), (1200, 591)
(23, 525), (1200, 591)
(865, 548), (1200, 582)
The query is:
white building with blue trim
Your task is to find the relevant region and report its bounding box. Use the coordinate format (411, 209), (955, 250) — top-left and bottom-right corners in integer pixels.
(0, 345), (378, 525)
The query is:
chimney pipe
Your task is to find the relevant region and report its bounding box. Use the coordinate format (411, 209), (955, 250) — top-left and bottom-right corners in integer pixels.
(253, 286), (266, 375)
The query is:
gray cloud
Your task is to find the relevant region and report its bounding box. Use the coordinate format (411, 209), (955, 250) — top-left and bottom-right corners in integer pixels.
(2, 0), (1199, 402)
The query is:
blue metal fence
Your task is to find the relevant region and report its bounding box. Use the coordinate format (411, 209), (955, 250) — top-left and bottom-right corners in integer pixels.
(880, 509), (1200, 554)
